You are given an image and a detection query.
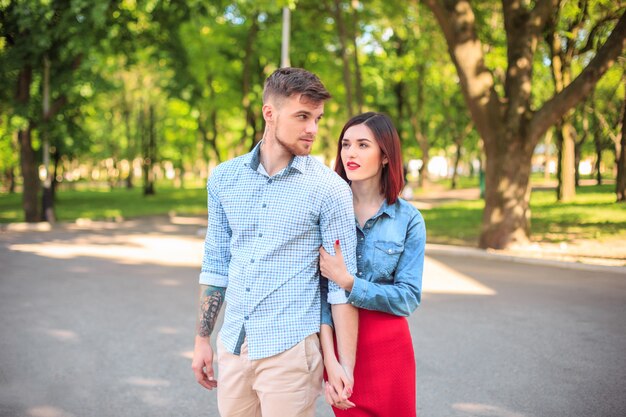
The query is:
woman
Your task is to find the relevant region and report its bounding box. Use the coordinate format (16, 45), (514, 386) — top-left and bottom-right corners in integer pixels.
(320, 112), (426, 416)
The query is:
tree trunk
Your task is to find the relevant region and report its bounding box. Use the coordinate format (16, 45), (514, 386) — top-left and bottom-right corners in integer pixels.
(122, 94), (134, 189)
(574, 107), (590, 187)
(451, 121), (473, 189)
(408, 62), (429, 189)
(616, 83), (626, 201)
(479, 138), (533, 248)
(19, 125), (40, 222)
(51, 147), (60, 200)
(451, 141), (462, 189)
(4, 167), (15, 193)
(240, 13), (260, 153)
(41, 56), (55, 223)
(544, 128), (553, 182)
(143, 105), (156, 196)
(350, 1), (363, 113)
(332, 0), (354, 117)
(559, 121), (577, 200)
(16, 65), (40, 222)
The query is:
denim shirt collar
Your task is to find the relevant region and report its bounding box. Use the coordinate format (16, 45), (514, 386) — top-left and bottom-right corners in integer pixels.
(244, 140), (307, 175)
(374, 199), (397, 220)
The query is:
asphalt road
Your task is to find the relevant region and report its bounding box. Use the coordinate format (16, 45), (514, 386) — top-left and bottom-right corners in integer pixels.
(1, 217), (625, 417)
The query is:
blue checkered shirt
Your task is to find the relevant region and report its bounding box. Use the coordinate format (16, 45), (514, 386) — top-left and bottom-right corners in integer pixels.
(199, 143), (357, 360)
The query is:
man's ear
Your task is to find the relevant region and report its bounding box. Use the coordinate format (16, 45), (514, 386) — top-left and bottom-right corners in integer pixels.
(262, 103), (274, 123)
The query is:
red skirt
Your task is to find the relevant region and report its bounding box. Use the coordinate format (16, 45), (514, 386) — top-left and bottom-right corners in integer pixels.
(332, 309), (416, 417)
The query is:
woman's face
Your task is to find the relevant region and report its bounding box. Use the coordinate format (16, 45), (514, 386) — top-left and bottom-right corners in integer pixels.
(340, 123), (388, 184)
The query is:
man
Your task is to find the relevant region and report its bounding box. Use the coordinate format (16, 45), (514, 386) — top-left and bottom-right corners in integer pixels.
(192, 67), (358, 417)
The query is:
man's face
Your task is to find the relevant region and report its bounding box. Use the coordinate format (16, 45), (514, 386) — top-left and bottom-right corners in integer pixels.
(267, 94), (325, 156)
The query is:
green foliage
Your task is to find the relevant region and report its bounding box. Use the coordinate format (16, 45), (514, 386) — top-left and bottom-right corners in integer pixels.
(1, 0), (624, 223)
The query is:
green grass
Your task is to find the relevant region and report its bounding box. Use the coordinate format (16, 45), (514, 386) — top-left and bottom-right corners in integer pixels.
(421, 184), (626, 246)
(0, 186), (207, 223)
(2, 184), (625, 249)
(421, 200), (484, 245)
(529, 185), (626, 243)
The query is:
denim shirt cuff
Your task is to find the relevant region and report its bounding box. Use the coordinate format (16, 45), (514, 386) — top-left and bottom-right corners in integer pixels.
(347, 277), (368, 305)
(327, 289), (349, 304)
(199, 271), (228, 287)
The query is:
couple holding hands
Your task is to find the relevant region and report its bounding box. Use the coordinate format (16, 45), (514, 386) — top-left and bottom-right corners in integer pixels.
(192, 67), (425, 417)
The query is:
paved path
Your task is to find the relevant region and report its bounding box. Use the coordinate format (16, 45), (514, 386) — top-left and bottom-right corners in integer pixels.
(1, 217), (625, 417)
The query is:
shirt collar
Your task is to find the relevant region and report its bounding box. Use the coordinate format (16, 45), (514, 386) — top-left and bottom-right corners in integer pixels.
(374, 199), (397, 220)
(244, 140), (307, 175)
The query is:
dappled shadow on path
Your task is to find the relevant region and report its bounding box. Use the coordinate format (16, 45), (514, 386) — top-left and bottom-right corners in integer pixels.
(0, 217), (216, 417)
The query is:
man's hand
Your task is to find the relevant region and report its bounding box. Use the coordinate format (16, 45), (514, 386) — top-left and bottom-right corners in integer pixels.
(191, 336), (217, 390)
(320, 240), (354, 291)
(324, 358), (355, 410)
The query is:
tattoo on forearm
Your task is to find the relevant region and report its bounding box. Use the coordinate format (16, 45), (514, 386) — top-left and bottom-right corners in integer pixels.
(197, 287), (225, 337)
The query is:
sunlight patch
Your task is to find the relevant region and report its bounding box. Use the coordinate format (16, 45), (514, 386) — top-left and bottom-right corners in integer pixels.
(27, 406), (75, 417)
(9, 235), (203, 267)
(45, 329), (80, 342)
(423, 257), (496, 295)
(124, 377), (170, 387)
(453, 403), (527, 417)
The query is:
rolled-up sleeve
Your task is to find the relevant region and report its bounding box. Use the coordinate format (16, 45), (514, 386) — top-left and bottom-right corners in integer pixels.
(199, 171), (231, 287)
(319, 179), (357, 305)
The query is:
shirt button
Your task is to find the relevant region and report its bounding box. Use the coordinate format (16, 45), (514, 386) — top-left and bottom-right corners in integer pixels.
(258, 233), (263, 237)
(388, 249), (393, 254)
(244, 316), (249, 320)
(358, 255), (362, 259)
(262, 203), (267, 208)
(268, 179), (273, 184)
(360, 237), (364, 241)
(250, 259), (255, 263)
(358, 272), (363, 276)
(246, 288), (250, 292)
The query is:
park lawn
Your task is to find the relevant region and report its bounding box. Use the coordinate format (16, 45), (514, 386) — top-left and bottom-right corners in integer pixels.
(2, 184), (625, 250)
(0, 186), (208, 223)
(421, 184), (626, 246)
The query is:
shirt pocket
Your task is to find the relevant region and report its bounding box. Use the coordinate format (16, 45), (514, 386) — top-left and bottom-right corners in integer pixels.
(373, 240), (404, 278)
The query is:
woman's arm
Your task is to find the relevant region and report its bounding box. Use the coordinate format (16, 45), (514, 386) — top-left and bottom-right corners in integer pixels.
(321, 213), (426, 317)
(320, 322), (356, 410)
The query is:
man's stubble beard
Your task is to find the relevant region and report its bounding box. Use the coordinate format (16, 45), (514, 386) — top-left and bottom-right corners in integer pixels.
(274, 124), (313, 157)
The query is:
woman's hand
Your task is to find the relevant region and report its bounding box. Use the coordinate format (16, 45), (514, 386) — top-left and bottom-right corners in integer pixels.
(324, 357), (355, 410)
(320, 240), (354, 291)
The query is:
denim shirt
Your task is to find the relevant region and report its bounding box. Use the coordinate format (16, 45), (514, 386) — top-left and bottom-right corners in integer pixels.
(322, 198), (426, 325)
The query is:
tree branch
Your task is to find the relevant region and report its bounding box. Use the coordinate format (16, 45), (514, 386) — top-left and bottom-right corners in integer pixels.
(424, 0), (501, 147)
(580, 13), (621, 54)
(529, 10), (626, 148)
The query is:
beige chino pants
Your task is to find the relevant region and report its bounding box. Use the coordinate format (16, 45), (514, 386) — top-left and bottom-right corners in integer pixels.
(216, 333), (323, 417)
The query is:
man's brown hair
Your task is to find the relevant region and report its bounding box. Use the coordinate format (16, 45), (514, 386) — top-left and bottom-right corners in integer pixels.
(263, 67), (331, 105)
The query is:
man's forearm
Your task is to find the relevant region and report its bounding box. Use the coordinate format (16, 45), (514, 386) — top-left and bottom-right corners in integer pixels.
(331, 303), (358, 370)
(196, 284), (226, 338)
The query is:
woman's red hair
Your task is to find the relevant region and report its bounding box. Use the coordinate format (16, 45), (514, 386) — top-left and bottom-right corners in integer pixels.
(334, 112), (405, 204)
